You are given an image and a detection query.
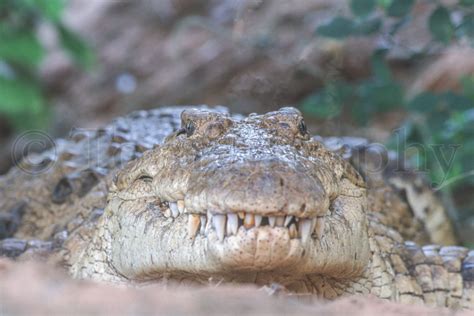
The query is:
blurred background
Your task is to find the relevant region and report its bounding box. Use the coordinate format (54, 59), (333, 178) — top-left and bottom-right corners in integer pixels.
(0, 0), (473, 245)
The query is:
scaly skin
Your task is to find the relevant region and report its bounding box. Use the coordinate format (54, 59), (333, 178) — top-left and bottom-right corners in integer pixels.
(0, 107), (471, 309)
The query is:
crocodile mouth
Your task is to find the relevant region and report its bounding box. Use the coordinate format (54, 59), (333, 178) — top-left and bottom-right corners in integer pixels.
(163, 200), (326, 243)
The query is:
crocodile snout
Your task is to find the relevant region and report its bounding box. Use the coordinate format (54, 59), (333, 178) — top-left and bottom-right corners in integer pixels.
(185, 160), (330, 219)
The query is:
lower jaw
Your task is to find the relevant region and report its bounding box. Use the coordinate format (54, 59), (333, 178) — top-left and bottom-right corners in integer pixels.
(205, 226), (312, 271)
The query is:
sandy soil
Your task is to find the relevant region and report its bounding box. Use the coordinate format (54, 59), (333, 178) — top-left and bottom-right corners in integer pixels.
(0, 258), (470, 316)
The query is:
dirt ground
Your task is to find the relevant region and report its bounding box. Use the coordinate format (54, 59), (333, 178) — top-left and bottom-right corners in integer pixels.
(0, 258), (470, 316)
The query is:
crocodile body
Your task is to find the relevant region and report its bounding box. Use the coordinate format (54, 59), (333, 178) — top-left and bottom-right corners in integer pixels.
(0, 106), (472, 309)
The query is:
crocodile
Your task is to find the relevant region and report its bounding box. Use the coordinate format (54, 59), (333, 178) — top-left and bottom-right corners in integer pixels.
(0, 106), (472, 309)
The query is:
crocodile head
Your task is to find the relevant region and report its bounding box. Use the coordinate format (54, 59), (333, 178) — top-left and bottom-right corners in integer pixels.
(104, 107), (370, 283)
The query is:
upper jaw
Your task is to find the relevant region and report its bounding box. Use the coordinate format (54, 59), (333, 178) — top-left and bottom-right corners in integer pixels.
(161, 200), (328, 243)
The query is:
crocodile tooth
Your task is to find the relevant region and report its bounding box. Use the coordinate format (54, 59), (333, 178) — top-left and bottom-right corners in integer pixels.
(254, 215), (262, 227)
(200, 216), (207, 235)
(298, 219), (312, 243)
(238, 212), (245, 220)
(284, 215), (293, 227)
(170, 202), (179, 218)
(163, 208), (171, 218)
(244, 213), (255, 229)
(205, 211), (213, 233)
(227, 213), (238, 235)
(187, 214), (200, 239)
(276, 216), (284, 227)
(213, 215), (226, 241)
(177, 200), (185, 214)
(289, 223), (298, 238)
(268, 216), (276, 227)
(315, 217), (325, 240)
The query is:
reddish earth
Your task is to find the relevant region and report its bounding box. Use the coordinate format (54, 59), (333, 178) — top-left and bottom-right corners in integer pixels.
(0, 259), (470, 316)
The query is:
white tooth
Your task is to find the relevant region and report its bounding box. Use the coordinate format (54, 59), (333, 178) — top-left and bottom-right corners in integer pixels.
(213, 215), (226, 242)
(163, 208), (171, 218)
(255, 215), (262, 227)
(170, 202), (179, 218)
(205, 211), (213, 233)
(244, 213), (255, 228)
(200, 215), (207, 235)
(284, 216), (293, 227)
(276, 216), (284, 227)
(177, 200), (185, 214)
(298, 219), (312, 244)
(311, 218), (317, 232)
(315, 217), (325, 240)
(187, 214), (200, 239)
(227, 213), (238, 235)
(289, 223), (298, 238)
(269, 216), (276, 227)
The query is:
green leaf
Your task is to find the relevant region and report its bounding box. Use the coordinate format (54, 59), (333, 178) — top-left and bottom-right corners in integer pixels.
(0, 31), (44, 66)
(17, 0), (65, 22)
(458, 15), (474, 38)
(56, 22), (94, 69)
(316, 17), (356, 39)
(301, 84), (352, 119)
(355, 17), (382, 35)
(460, 0), (474, 6)
(0, 77), (50, 130)
(377, 0), (391, 8)
(350, 0), (376, 17)
(461, 75), (474, 102)
(386, 0), (414, 17)
(440, 92), (472, 112)
(371, 50), (391, 81)
(429, 6), (454, 43)
(351, 101), (371, 125)
(36, 0), (65, 22)
(358, 80), (403, 111)
(301, 92), (342, 119)
(406, 92), (439, 113)
(0, 78), (44, 114)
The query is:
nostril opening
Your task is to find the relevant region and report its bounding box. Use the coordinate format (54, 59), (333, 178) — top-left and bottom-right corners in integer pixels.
(280, 178), (284, 186)
(300, 203), (306, 212)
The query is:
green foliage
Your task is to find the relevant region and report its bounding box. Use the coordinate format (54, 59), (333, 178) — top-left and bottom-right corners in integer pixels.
(0, 31), (44, 67)
(317, 17), (356, 39)
(56, 22), (94, 68)
(386, 0), (414, 17)
(351, 0), (376, 17)
(302, 50), (403, 125)
(429, 6), (454, 43)
(0, 0), (93, 131)
(401, 91), (474, 189)
(307, 0), (474, 199)
(316, 0), (473, 44)
(460, 0), (474, 6)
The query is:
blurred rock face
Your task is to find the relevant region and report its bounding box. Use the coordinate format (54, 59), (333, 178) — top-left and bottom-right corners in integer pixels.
(41, 0), (375, 129)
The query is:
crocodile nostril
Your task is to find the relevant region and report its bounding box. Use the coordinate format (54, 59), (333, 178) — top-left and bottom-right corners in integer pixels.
(280, 178), (284, 187)
(52, 178), (74, 204)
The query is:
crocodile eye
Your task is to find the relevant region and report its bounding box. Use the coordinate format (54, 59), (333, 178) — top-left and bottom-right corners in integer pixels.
(298, 119), (307, 135)
(186, 121), (195, 137)
(137, 175), (153, 183)
(176, 128), (186, 136)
